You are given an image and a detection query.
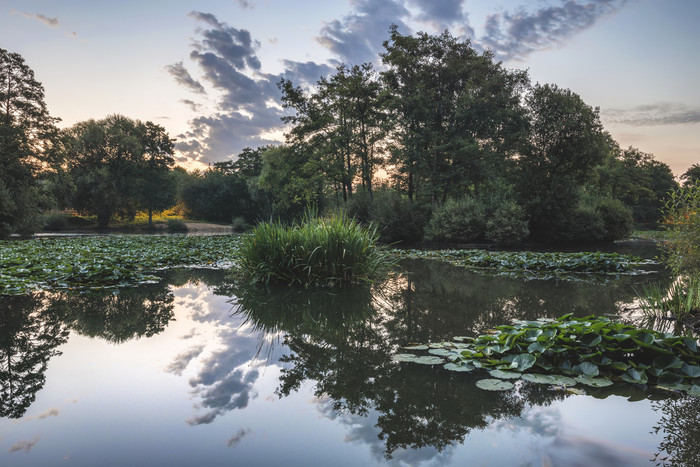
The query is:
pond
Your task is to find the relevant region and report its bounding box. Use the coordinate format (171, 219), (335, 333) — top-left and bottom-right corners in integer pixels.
(0, 242), (698, 466)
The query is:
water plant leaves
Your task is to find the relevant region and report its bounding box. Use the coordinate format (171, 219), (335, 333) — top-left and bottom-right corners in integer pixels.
(392, 354), (418, 362)
(621, 369), (648, 384)
(403, 345), (429, 350)
(573, 362), (599, 377)
(413, 356), (446, 365)
(489, 370), (521, 380)
(476, 379), (514, 391)
(522, 374), (555, 384)
(653, 355), (684, 370)
(575, 376), (613, 387)
(444, 362), (473, 372)
(510, 353), (536, 371)
(681, 364), (700, 378)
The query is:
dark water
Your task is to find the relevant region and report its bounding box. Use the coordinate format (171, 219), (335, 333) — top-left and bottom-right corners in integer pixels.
(1, 247), (698, 466)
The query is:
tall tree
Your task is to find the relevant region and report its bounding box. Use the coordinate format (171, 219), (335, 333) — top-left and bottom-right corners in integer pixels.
(380, 26), (529, 204)
(0, 48), (59, 237)
(681, 163), (700, 189)
(517, 83), (608, 241)
(135, 122), (176, 225)
(64, 115), (175, 228)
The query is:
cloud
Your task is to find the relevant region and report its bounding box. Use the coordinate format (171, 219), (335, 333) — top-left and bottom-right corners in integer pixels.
(180, 99), (202, 112)
(165, 62), (206, 94)
(478, 0), (629, 61)
(8, 436), (40, 453)
(12, 11), (59, 27)
(226, 428), (251, 447)
(235, 0), (254, 9)
(316, 0), (412, 65)
(408, 0), (467, 31)
(23, 407), (60, 421)
(602, 102), (700, 126)
(165, 345), (205, 376)
(281, 60), (336, 86)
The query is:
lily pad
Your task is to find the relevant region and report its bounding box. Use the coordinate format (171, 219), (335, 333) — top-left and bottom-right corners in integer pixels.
(428, 348), (454, 356)
(403, 345), (428, 350)
(489, 369), (521, 380)
(575, 376), (613, 387)
(686, 385), (700, 398)
(413, 355), (445, 365)
(522, 374), (555, 384)
(444, 362), (473, 372)
(565, 387), (586, 395)
(452, 336), (469, 342)
(392, 354), (418, 362)
(476, 379), (514, 391)
(548, 375), (577, 386)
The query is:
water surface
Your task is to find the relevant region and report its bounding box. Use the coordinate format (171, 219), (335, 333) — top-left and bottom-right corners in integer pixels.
(1, 249), (697, 466)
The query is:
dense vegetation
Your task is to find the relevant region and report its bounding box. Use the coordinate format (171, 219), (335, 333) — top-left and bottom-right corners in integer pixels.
(397, 315), (700, 397)
(0, 33), (692, 242)
(237, 214), (393, 287)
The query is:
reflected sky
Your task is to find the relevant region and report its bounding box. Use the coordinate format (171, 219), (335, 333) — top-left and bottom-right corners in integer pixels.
(0, 250), (694, 466)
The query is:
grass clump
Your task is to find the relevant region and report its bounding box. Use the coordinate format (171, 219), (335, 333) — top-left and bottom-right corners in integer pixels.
(238, 214), (394, 287)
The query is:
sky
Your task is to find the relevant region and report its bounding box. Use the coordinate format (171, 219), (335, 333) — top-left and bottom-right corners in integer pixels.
(1, 0), (698, 175)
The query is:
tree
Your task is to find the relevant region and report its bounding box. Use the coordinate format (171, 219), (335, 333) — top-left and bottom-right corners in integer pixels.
(681, 163), (700, 189)
(64, 115), (175, 228)
(380, 26), (529, 204)
(517, 83), (608, 242)
(0, 48), (60, 237)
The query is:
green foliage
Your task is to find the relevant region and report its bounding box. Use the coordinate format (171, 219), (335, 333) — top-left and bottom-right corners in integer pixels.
(681, 163), (700, 189)
(594, 198), (634, 241)
(42, 211), (69, 231)
(0, 235), (242, 295)
(346, 188), (427, 243)
(394, 248), (648, 280)
(399, 315), (700, 397)
(237, 213), (394, 287)
(424, 192), (529, 245)
(65, 115), (175, 228)
(638, 278), (700, 323)
(231, 216), (251, 232)
(179, 169), (252, 223)
(0, 48), (59, 238)
(166, 219), (188, 232)
(661, 185), (700, 277)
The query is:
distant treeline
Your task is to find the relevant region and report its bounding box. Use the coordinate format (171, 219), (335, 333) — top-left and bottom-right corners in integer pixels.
(2, 32), (699, 243)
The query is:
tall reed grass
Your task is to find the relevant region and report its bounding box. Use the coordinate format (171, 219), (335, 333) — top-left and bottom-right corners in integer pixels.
(638, 277), (700, 323)
(238, 214), (394, 287)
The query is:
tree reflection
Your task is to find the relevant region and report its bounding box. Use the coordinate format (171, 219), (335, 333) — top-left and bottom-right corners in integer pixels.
(0, 294), (69, 418)
(229, 259), (673, 459)
(0, 282), (175, 419)
(652, 396), (700, 466)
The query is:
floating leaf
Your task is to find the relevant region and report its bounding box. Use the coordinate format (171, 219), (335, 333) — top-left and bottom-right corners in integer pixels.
(548, 375), (577, 386)
(476, 379), (514, 391)
(575, 376), (613, 387)
(392, 354), (418, 362)
(580, 332), (602, 347)
(653, 355), (684, 370)
(510, 353), (536, 371)
(573, 362), (599, 377)
(621, 369), (648, 384)
(657, 371), (684, 386)
(444, 362), (473, 372)
(428, 348), (454, 356)
(682, 364), (700, 378)
(489, 370), (521, 380)
(686, 385), (700, 398)
(522, 374), (555, 384)
(403, 345), (428, 350)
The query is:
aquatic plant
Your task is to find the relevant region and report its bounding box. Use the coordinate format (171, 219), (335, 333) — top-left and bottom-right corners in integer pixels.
(393, 249), (650, 279)
(0, 235), (242, 295)
(638, 278), (700, 324)
(395, 314), (700, 397)
(237, 214), (394, 287)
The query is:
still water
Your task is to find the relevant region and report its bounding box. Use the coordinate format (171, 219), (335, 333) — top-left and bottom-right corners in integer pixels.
(1, 247), (698, 466)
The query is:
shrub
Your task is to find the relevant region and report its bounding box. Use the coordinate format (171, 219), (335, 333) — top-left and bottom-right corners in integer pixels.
(661, 185), (700, 276)
(238, 213), (394, 287)
(42, 212), (69, 231)
(485, 201), (529, 246)
(231, 216), (251, 233)
(424, 197), (486, 243)
(167, 219), (188, 232)
(367, 190), (428, 243)
(595, 198), (633, 241)
(565, 206), (606, 242)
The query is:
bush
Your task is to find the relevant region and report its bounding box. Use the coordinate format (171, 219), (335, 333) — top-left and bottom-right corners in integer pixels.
(485, 201), (529, 246)
(238, 213), (394, 287)
(595, 198), (633, 241)
(367, 190), (428, 243)
(424, 197), (486, 243)
(231, 216), (251, 233)
(42, 212), (69, 231)
(661, 185), (700, 276)
(565, 206), (606, 242)
(167, 219), (188, 232)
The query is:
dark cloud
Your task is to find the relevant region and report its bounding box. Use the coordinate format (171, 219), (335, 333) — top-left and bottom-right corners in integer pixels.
(179, 99), (202, 112)
(227, 428), (251, 447)
(12, 11), (59, 27)
(603, 103), (700, 126)
(316, 0), (412, 65)
(165, 62), (206, 94)
(478, 0), (629, 61)
(408, 0), (466, 31)
(235, 0), (254, 9)
(8, 436), (40, 453)
(282, 60), (336, 86)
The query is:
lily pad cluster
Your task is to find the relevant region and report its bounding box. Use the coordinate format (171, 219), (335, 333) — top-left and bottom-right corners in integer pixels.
(395, 314), (700, 397)
(393, 249), (651, 280)
(0, 235), (243, 295)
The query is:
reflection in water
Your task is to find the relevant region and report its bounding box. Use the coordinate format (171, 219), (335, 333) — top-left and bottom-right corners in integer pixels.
(652, 396), (700, 466)
(0, 282), (175, 418)
(0, 294), (69, 419)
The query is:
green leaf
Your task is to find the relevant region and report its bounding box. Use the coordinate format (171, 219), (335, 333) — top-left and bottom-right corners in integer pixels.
(527, 341), (550, 353)
(682, 364), (700, 378)
(653, 355), (684, 370)
(580, 332), (602, 347)
(510, 353), (536, 371)
(657, 371), (684, 386)
(620, 369), (648, 384)
(522, 374), (555, 384)
(575, 376), (613, 387)
(443, 362), (473, 372)
(475, 379), (514, 391)
(489, 369), (522, 380)
(573, 362), (599, 377)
